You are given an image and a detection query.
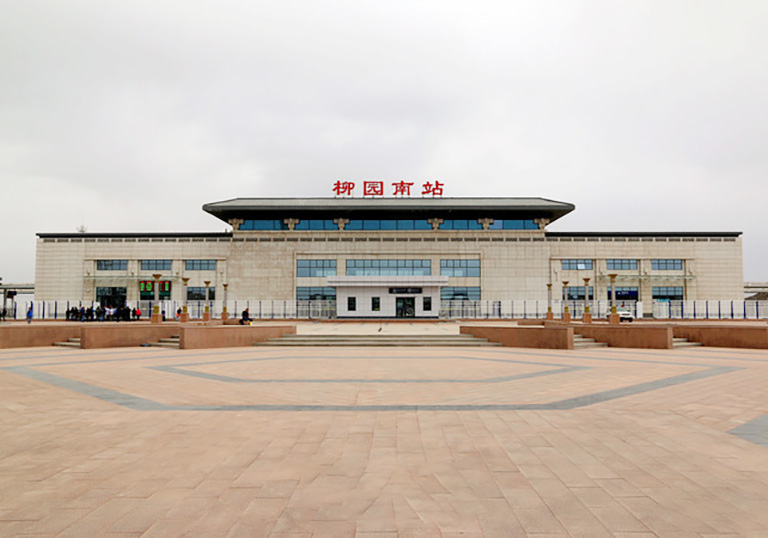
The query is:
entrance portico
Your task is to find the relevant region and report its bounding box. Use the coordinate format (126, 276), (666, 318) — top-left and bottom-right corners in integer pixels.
(327, 276), (449, 318)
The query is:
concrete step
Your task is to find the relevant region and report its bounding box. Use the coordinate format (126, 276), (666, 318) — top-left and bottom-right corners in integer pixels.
(257, 334), (501, 347)
(673, 337), (702, 348)
(146, 335), (180, 349)
(573, 335), (608, 349)
(53, 337), (81, 348)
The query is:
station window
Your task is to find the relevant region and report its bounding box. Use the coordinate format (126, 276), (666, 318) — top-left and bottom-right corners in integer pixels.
(440, 259), (481, 277)
(653, 286), (684, 301)
(294, 220), (337, 231)
(240, 219), (289, 230)
(348, 297), (357, 311)
(297, 259), (337, 277)
(187, 286), (215, 300)
(563, 286), (594, 300)
(96, 260), (127, 271)
(561, 259), (593, 270)
(441, 287), (481, 301)
(139, 280), (171, 300)
(345, 219), (432, 230)
(606, 259), (638, 271)
(423, 296), (432, 311)
(185, 260), (217, 271)
(487, 220), (539, 230)
(439, 220), (483, 230)
(346, 259), (431, 276)
(372, 297), (380, 311)
(652, 259), (683, 271)
(140, 259), (172, 271)
(296, 287), (337, 301)
(606, 286), (639, 301)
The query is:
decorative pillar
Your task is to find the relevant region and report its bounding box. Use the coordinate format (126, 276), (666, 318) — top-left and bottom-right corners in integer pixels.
(203, 280), (211, 321)
(534, 218), (550, 230)
(546, 283), (554, 320)
(221, 283), (229, 320)
(228, 218), (244, 231)
(333, 218), (349, 230)
(428, 218), (444, 230)
(562, 281), (571, 323)
(478, 218), (493, 230)
(283, 218), (300, 231)
(582, 277), (592, 323)
(151, 273), (162, 324)
(608, 273), (619, 324)
(180, 277), (190, 323)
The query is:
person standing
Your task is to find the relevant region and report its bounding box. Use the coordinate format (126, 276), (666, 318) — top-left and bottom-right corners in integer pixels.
(26, 305), (33, 324)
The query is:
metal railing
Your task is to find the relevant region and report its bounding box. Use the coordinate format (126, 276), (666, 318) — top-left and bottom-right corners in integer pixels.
(3, 299), (767, 321)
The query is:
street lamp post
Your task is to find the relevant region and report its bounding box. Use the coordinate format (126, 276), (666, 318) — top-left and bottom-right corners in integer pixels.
(562, 281), (571, 322)
(546, 283), (554, 320)
(221, 283), (229, 321)
(151, 273), (162, 324)
(180, 277), (190, 323)
(583, 277), (592, 323)
(608, 273), (619, 324)
(203, 280), (211, 321)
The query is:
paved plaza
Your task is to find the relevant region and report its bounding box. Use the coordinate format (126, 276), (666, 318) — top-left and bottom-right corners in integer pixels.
(2, 326), (768, 536)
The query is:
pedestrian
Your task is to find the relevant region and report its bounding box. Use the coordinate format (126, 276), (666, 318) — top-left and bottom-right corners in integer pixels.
(240, 308), (252, 325)
(26, 304), (33, 324)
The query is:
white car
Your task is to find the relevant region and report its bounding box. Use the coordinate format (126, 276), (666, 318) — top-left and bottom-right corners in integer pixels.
(615, 308), (634, 322)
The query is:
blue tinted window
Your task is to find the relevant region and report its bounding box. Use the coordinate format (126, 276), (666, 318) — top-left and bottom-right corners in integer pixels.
(441, 287), (481, 300)
(607, 286), (639, 301)
(185, 260), (216, 271)
(97, 260), (128, 271)
(140, 259), (172, 271)
(606, 259), (638, 271)
(652, 286), (684, 300)
(652, 259), (683, 270)
(561, 259), (593, 270)
(563, 286), (594, 300)
(240, 220), (287, 230)
(297, 259), (337, 277)
(440, 259), (481, 277)
(440, 220), (483, 230)
(346, 259), (430, 276)
(296, 287), (337, 300)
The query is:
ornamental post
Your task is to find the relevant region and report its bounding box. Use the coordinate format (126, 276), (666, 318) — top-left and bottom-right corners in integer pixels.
(546, 283), (554, 320)
(562, 281), (571, 322)
(608, 273), (619, 324)
(203, 280), (211, 321)
(180, 277), (190, 323)
(583, 277), (592, 324)
(221, 283), (229, 321)
(151, 273), (162, 324)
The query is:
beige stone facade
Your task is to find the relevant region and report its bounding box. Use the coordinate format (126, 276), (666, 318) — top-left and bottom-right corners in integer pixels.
(34, 197), (744, 315)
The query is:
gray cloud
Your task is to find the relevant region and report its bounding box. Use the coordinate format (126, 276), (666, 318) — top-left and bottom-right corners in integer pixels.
(1, 0), (766, 282)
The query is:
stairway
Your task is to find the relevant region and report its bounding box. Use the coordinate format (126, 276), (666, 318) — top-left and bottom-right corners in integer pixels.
(146, 335), (181, 349)
(673, 337), (702, 348)
(53, 337), (81, 348)
(573, 334), (608, 349)
(257, 334), (502, 347)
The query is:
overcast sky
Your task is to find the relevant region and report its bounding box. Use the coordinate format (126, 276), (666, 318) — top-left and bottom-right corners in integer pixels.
(1, 1), (766, 283)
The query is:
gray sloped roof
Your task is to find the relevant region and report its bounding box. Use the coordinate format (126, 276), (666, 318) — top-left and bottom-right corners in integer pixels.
(202, 197), (575, 223)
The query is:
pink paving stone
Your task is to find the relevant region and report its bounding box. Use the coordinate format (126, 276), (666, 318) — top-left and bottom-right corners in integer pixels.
(1, 343), (768, 535)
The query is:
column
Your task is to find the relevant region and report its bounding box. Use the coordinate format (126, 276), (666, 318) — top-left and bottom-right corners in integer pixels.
(546, 283), (554, 320)
(582, 277), (592, 323)
(180, 277), (190, 323)
(562, 281), (571, 322)
(203, 280), (211, 321)
(151, 273), (162, 324)
(221, 283), (229, 320)
(608, 273), (619, 324)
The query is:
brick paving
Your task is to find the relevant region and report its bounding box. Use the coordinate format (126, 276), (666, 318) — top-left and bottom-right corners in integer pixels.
(1, 337), (768, 536)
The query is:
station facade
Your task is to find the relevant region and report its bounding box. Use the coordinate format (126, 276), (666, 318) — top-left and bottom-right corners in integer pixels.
(34, 197), (744, 317)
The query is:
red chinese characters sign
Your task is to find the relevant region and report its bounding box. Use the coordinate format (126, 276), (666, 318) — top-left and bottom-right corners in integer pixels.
(332, 180), (444, 197)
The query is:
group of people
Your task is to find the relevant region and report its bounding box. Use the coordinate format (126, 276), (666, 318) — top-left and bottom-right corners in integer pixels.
(65, 305), (142, 322)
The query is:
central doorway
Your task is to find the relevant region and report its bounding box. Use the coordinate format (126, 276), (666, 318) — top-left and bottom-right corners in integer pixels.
(395, 297), (415, 318)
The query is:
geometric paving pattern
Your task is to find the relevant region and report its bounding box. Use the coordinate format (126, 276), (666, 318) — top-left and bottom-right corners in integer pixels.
(1, 344), (768, 535)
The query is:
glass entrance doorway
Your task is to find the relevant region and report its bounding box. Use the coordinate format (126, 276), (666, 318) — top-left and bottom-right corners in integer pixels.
(396, 297), (415, 318)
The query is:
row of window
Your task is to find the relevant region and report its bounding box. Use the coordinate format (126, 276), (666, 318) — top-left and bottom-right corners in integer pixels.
(239, 219), (538, 231)
(346, 297), (434, 312)
(96, 285), (216, 301)
(97, 260), (218, 271)
(561, 259), (684, 271)
(346, 259), (432, 276)
(562, 286), (685, 301)
(439, 259), (481, 277)
(296, 259), (337, 277)
(295, 287), (483, 301)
